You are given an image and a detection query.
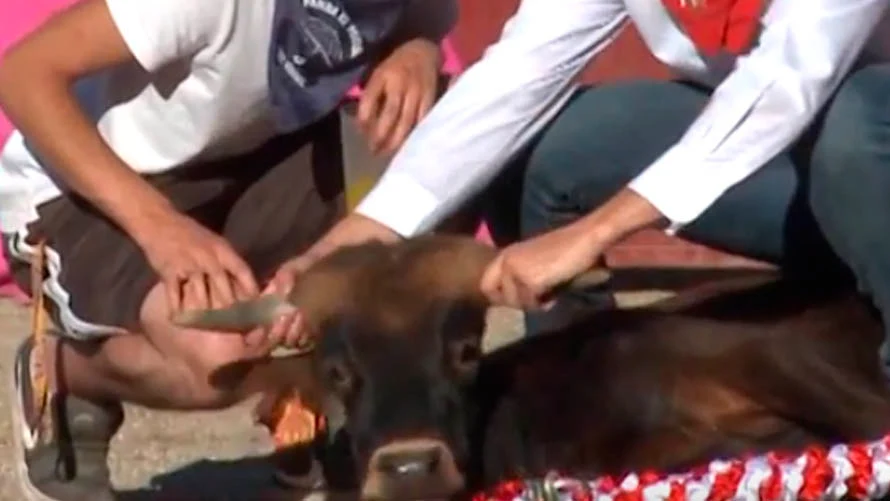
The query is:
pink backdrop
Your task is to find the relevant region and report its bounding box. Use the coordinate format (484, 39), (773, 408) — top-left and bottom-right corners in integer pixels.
(0, 0), (78, 144)
(0, 0), (76, 303)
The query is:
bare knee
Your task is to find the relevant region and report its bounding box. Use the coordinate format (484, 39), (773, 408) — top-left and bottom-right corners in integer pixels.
(138, 285), (261, 410)
(146, 326), (256, 410)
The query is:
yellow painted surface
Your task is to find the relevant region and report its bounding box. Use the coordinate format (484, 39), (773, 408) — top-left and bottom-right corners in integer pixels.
(345, 174), (380, 210)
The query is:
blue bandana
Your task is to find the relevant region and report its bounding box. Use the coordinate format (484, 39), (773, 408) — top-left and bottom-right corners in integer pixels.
(268, 0), (406, 132)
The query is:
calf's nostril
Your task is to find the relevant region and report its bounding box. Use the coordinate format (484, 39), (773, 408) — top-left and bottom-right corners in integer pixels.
(378, 447), (441, 477)
(362, 441), (465, 501)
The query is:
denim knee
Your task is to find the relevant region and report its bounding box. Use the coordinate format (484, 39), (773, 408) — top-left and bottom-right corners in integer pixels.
(810, 65), (890, 210)
(809, 64), (890, 258)
(519, 81), (707, 238)
(516, 81), (708, 336)
(808, 63), (890, 369)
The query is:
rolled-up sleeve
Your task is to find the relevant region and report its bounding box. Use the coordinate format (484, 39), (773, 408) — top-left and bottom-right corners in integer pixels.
(356, 0), (628, 237)
(628, 0), (890, 229)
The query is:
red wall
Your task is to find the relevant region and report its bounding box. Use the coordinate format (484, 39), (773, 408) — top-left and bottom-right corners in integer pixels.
(451, 3), (672, 84)
(453, 0), (766, 269)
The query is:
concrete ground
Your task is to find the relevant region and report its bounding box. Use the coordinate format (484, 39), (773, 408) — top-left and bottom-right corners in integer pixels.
(0, 299), (526, 501)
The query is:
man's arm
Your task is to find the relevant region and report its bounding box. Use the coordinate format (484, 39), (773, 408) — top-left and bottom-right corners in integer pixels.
(354, 0), (459, 154)
(355, 0), (628, 237)
(393, 0), (459, 45)
(0, 0), (231, 245)
(626, 0), (889, 231)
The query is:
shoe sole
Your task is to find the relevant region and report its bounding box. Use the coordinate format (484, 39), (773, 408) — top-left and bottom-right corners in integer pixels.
(9, 347), (58, 501)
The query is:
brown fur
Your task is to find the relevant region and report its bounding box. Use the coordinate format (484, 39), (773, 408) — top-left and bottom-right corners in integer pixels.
(171, 235), (609, 334)
(479, 279), (890, 479)
(175, 236), (890, 498)
(171, 236), (497, 333)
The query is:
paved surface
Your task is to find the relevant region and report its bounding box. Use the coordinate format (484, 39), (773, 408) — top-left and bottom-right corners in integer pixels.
(0, 299), (525, 501)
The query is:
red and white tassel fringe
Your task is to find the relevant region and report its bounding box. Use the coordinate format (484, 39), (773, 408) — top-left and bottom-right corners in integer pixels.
(473, 434), (890, 501)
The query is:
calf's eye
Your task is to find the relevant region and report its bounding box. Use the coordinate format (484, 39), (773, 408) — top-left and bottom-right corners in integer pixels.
(449, 337), (482, 381)
(323, 358), (354, 394)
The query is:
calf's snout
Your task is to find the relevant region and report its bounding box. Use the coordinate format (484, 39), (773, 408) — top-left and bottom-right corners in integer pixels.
(362, 438), (465, 500)
(377, 445), (441, 477)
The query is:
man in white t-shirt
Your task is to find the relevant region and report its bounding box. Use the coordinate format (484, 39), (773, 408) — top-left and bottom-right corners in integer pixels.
(0, 0), (454, 498)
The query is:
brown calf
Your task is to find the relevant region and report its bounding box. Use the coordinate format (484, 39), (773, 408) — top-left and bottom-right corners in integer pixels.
(173, 235), (890, 500)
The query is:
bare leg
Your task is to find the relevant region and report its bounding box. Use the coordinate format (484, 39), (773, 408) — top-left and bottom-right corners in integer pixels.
(45, 283), (308, 410)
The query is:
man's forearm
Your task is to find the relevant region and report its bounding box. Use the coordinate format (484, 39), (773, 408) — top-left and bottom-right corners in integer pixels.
(627, 0), (887, 228)
(575, 188), (667, 250)
(0, 53), (178, 245)
(393, 0), (457, 45)
(373, 0), (453, 73)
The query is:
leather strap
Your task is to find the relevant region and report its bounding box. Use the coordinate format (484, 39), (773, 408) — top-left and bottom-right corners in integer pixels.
(29, 239), (51, 420)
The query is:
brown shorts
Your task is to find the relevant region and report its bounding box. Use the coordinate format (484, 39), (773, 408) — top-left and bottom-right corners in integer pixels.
(3, 114), (345, 340)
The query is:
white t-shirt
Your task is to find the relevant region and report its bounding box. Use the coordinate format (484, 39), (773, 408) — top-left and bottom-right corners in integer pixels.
(0, 0), (279, 232)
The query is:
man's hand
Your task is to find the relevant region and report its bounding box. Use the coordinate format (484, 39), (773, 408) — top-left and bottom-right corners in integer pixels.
(481, 188), (666, 310)
(269, 213), (402, 293)
(137, 212), (259, 316)
(480, 222), (607, 310)
(357, 38), (441, 155)
(242, 214), (402, 353)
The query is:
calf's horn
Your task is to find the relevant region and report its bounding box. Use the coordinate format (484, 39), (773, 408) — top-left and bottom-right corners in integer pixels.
(171, 252), (357, 333)
(170, 235), (616, 333)
(172, 295), (297, 333)
(401, 235), (614, 303)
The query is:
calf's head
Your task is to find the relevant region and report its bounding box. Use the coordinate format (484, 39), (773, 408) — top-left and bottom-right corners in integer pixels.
(172, 236), (519, 500)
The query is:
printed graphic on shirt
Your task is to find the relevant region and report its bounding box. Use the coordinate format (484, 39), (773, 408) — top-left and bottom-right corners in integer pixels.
(274, 0), (366, 88)
(267, 0), (404, 132)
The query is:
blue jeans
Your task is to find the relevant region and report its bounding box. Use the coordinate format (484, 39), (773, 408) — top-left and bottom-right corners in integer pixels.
(485, 63), (890, 362)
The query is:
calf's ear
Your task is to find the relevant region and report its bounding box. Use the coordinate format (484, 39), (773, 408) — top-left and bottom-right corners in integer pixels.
(212, 351), (326, 412)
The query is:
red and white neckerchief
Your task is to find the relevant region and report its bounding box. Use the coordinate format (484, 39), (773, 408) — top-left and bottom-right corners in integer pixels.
(662, 0), (764, 56)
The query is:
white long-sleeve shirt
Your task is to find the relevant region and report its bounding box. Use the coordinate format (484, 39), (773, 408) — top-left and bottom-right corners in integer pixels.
(356, 0), (890, 237)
